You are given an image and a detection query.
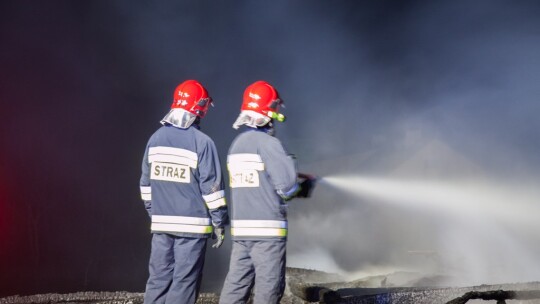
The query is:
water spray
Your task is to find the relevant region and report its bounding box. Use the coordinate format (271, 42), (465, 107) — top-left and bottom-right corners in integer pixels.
(310, 174), (540, 284)
(320, 174), (540, 225)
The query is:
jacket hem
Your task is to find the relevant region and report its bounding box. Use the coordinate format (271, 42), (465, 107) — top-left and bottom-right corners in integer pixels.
(151, 231), (211, 238)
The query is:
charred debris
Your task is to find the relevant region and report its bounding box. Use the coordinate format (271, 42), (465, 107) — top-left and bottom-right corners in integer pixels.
(1, 268), (540, 304)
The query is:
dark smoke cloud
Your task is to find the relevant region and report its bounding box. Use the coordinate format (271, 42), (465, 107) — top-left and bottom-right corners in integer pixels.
(1, 0), (539, 296)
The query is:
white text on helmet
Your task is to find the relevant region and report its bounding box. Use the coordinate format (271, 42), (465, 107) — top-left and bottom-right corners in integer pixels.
(248, 92), (261, 100)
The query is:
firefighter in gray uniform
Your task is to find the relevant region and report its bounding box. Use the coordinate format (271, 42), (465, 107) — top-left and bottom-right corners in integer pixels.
(219, 81), (315, 304)
(140, 80), (228, 304)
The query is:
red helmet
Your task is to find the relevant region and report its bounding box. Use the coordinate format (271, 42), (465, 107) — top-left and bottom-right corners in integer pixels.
(232, 81), (285, 129)
(171, 80), (212, 117)
(162, 80), (213, 129)
(241, 81), (283, 119)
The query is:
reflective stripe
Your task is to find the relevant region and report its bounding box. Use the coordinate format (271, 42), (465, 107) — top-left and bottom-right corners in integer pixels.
(232, 220), (287, 228)
(151, 215), (212, 234)
(277, 183), (299, 200)
(152, 215), (211, 225)
(202, 190), (225, 203)
(203, 191), (226, 210)
(151, 223), (213, 234)
(231, 220), (288, 237)
(148, 146), (198, 168)
(206, 197), (227, 210)
(227, 153), (265, 171)
(228, 153), (263, 163)
(140, 186), (151, 201)
(231, 227), (287, 237)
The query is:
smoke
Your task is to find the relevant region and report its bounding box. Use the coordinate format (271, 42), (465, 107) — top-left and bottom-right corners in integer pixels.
(2, 0), (540, 296)
(286, 110), (540, 284)
(281, 0), (540, 286)
(287, 118), (540, 285)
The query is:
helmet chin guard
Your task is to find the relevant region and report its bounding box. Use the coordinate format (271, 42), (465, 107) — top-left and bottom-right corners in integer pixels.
(161, 108), (198, 129)
(232, 110), (272, 129)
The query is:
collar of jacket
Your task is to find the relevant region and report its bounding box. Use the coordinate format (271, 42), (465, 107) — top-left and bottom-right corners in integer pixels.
(242, 125), (275, 136)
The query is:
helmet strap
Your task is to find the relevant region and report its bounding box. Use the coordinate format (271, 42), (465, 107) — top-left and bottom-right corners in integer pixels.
(256, 121), (275, 136)
(192, 117), (201, 129)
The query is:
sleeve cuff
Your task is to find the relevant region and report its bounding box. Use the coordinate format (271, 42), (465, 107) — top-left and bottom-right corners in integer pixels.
(277, 183), (300, 200)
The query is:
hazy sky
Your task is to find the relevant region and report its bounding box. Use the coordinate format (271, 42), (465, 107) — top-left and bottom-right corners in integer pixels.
(1, 0), (539, 296)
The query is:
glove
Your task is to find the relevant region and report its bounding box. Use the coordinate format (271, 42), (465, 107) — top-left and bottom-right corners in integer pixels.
(144, 201), (152, 218)
(296, 176), (317, 198)
(212, 227), (225, 249)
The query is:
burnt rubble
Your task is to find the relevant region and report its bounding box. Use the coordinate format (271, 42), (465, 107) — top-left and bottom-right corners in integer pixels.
(446, 290), (540, 304)
(2, 268), (540, 304)
(287, 272), (540, 304)
(0, 292), (217, 304)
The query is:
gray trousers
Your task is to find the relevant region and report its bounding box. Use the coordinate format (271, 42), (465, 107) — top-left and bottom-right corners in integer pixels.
(144, 233), (207, 304)
(219, 240), (286, 304)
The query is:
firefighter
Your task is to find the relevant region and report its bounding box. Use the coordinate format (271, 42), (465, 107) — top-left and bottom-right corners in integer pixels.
(219, 81), (315, 304)
(140, 80), (228, 304)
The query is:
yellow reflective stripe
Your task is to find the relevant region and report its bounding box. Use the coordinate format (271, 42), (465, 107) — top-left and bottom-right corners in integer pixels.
(206, 197), (227, 210)
(151, 223), (213, 234)
(151, 215), (212, 234)
(202, 190), (225, 203)
(231, 227), (287, 237)
(152, 215), (211, 225)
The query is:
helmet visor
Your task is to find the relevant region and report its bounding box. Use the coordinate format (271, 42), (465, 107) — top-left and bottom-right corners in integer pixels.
(268, 99), (283, 112)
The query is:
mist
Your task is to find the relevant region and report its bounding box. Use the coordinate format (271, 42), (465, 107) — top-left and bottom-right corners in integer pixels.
(1, 0), (540, 296)
(318, 174), (540, 284)
(283, 0), (540, 286)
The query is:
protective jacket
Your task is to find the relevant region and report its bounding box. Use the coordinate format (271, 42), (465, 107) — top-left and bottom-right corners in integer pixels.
(227, 128), (298, 240)
(140, 124), (227, 238)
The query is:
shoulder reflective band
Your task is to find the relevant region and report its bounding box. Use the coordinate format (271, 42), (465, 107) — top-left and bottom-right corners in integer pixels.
(228, 154), (265, 188)
(231, 220), (288, 237)
(203, 190), (227, 210)
(227, 153), (265, 171)
(140, 186), (151, 201)
(148, 146), (198, 168)
(151, 215), (212, 234)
